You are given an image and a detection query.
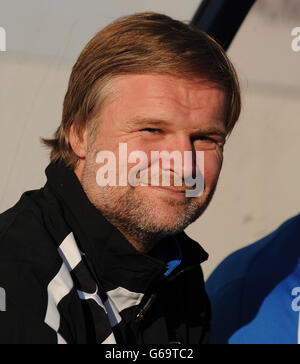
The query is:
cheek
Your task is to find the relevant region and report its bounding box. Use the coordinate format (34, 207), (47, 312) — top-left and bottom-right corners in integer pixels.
(125, 141), (154, 168)
(203, 151), (223, 187)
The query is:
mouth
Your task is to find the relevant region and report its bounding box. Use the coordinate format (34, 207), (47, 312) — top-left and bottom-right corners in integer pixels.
(140, 185), (189, 198)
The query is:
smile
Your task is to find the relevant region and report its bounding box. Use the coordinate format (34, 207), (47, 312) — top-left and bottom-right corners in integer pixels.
(141, 185), (188, 198)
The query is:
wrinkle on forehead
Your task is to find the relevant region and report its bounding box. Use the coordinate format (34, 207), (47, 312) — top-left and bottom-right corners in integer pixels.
(99, 73), (227, 130)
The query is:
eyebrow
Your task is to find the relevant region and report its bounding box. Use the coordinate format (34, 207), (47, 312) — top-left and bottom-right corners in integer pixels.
(127, 117), (227, 139)
(127, 117), (173, 128)
(191, 127), (227, 139)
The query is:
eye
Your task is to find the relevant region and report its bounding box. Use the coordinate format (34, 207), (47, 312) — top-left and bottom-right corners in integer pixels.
(192, 136), (219, 151)
(197, 136), (210, 141)
(192, 135), (214, 143)
(140, 128), (161, 134)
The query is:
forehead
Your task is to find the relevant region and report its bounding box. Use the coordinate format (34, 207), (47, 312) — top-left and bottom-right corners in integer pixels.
(103, 73), (227, 129)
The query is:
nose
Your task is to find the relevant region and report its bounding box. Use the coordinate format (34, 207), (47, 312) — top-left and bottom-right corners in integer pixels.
(165, 134), (197, 181)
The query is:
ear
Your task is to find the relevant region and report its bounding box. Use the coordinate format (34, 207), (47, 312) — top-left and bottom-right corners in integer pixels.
(68, 123), (88, 159)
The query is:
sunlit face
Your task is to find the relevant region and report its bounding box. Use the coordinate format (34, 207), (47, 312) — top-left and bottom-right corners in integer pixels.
(77, 73), (227, 248)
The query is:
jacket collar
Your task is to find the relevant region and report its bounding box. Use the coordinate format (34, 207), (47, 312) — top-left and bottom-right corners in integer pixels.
(45, 162), (208, 294)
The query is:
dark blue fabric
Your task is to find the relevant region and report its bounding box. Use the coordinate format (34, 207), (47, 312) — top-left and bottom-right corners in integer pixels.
(206, 214), (300, 344)
(149, 237), (182, 277)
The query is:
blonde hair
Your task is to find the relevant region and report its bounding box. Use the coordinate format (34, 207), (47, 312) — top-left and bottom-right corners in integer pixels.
(42, 12), (241, 168)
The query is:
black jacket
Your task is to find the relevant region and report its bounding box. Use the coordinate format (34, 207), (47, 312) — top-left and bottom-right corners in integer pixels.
(0, 162), (211, 344)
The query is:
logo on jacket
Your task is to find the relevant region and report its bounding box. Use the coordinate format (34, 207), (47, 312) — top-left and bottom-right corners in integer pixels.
(77, 287), (105, 309)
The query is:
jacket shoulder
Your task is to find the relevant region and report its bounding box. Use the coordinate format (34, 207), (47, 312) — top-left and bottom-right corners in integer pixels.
(206, 214), (300, 344)
(0, 190), (71, 343)
(0, 188), (64, 266)
(207, 213), (300, 294)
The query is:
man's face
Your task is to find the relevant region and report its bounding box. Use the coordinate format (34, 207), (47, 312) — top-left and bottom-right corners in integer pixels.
(80, 74), (227, 245)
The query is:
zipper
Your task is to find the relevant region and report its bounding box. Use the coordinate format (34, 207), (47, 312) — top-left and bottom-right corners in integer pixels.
(135, 293), (157, 321)
(134, 263), (200, 324)
(134, 264), (169, 323)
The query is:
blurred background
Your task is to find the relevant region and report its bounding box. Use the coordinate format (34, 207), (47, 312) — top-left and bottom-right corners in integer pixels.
(0, 0), (299, 279)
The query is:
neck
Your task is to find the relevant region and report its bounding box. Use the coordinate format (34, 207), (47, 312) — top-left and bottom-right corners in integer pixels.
(110, 223), (167, 254)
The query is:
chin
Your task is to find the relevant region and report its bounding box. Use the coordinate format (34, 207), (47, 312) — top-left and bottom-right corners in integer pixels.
(148, 208), (197, 233)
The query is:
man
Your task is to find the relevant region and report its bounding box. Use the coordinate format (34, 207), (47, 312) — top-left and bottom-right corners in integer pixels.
(207, 214), (300, 344)
(0, 12), (240, 344)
